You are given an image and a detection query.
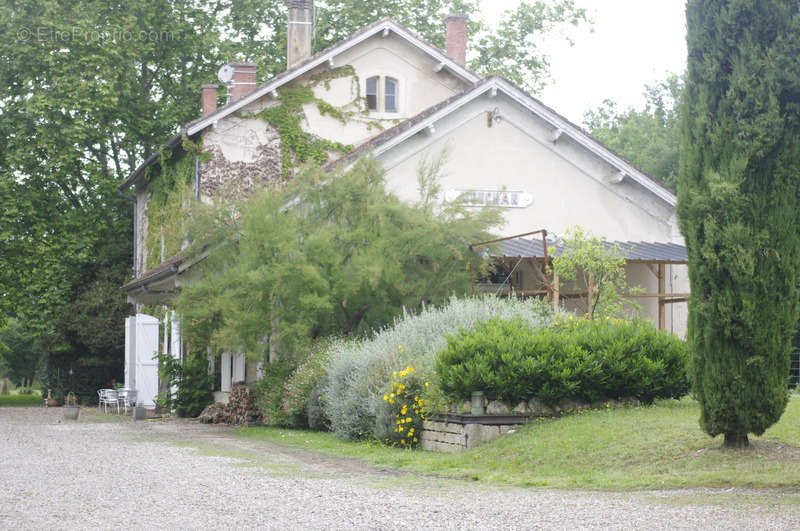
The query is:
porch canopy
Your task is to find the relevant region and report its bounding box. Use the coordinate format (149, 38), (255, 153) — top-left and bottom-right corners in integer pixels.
(471, 231), (688, 330)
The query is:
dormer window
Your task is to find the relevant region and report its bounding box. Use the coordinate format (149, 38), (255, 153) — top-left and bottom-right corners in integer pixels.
(365, 75), (399, 113)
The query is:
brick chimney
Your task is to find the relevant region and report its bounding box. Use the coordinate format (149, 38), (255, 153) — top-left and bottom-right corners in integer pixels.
(201, 84), (218, 116)
(287, 0), (313, 68)
(445, 14), (469, 66)
(229, 62), (258, 102)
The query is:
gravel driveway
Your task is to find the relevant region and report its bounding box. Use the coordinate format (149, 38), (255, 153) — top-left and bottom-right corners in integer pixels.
(1, 407), (798, 530)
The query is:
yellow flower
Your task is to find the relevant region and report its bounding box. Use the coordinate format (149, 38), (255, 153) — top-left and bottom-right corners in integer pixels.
(424, 382), (429, 387)
(406, 366), (413, 373)
(389, 399), (394, 404)
(406, 417), (412, 423)
(413, 437), (418, 443)
(383, 394), (388, 401)
(392, 371), (397, 378)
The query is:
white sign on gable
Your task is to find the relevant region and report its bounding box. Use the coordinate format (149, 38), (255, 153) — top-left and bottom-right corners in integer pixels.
(444, 189), (533, 208)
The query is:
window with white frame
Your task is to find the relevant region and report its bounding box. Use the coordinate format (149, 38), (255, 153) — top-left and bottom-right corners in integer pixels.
(384, 77), (398, 112)
(366, 76), (379, 111)
(365, 75), (399, 113)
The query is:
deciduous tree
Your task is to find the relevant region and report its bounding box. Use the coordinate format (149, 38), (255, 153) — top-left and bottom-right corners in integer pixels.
(584, 75), (683, 189)
(176, 156), (501, 359)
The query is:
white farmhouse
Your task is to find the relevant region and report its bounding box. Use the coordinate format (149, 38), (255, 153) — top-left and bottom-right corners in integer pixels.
(119, 1), (688, 405)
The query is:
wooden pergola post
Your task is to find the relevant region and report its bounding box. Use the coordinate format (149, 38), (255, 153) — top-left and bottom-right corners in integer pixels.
(658, 263), (666, 330)
(552, 271), (560, 310)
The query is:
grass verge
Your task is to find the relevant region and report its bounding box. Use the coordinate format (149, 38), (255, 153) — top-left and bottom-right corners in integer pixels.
(0, 392), (43, 407)
(236, 395), (800, 490)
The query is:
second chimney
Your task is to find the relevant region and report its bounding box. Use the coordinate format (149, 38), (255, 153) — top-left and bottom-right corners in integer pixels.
(445, 14), (469, 66)
(287, 0), (313, 68)
(201, 84), (218, 116)
(229, 62), (258, 102)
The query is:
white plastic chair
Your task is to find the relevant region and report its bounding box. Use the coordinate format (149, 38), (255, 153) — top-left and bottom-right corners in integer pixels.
(102, 389), (119, 414)
(118, 389), (137, 414)
(97, 389), (111, 411)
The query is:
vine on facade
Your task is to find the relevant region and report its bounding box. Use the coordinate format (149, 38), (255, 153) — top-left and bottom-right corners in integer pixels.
(144, 66), (394, 268)
(245, 65), (388, 178)
(144, 146), (198, 269)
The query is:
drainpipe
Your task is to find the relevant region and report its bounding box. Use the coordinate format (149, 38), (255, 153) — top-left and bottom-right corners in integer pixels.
(120, 191), (137, 276)
(194, 154), (200, 200)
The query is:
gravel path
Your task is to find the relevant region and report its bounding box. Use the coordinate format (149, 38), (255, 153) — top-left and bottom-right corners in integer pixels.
(1, 407), (798, 530)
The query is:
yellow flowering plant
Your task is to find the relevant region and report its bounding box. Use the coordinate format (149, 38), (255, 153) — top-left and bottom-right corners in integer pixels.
(379, 362), (427, 449)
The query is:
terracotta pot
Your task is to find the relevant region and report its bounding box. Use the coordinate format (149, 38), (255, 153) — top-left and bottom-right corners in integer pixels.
(46, 398), (60, 407)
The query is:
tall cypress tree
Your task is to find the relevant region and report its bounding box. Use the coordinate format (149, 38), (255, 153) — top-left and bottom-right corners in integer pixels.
(678, 0), (800, 448)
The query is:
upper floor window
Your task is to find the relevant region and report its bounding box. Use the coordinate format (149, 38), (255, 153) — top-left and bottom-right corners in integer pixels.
(365, 75), (399, 113)
(366, 76), (378, 111)
(384, 77), (398, 112)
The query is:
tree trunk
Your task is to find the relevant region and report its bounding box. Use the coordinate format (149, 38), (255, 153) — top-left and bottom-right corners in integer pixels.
(723, 432), (749, 449)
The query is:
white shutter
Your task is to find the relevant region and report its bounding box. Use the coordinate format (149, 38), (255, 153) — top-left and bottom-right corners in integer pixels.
(170, 312), (181, 361)
(233, 352), (246, 383)
(124, 316), (137, 390)
(134, 314), (160, 408)
(170, 312), (182, 401)
(220, 352), (232, 393)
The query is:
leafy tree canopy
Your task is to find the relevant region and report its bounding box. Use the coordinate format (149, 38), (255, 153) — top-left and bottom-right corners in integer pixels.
(0, 318), (42, 388)
(176, 155), (501, 359)
(584, 74), (683, 190)
(229, 0), (588, 93)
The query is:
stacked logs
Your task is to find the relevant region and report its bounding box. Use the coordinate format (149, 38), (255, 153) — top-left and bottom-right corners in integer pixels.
(198, 383), (262, 426)
(227, 383), (261, 426)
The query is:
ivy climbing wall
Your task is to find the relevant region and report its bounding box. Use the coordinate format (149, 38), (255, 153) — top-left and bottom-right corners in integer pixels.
(140, 150), (196, 271)
(138, 51), (465, 274)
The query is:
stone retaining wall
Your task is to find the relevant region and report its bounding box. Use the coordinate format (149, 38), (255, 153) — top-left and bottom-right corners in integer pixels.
(422, 396), (644, 453)
(421, 420), (518, 453)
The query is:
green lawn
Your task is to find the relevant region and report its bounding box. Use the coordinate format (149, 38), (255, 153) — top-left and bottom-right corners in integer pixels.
(236, 395), (800, 490)
(0, 392), (43, 407)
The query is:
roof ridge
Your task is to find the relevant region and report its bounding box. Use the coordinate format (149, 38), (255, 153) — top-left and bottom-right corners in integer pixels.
(326, 75), (676, 204)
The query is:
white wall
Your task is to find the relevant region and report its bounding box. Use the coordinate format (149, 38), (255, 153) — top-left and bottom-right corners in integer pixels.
(380, 93), (678, 243)
(377, 89), (687, 335)
(204, 32), (471, 168)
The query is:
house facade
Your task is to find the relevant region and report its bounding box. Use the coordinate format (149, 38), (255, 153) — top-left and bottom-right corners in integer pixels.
(120, 2), (688, 405)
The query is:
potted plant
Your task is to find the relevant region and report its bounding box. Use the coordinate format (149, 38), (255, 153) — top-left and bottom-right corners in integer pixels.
(63, 392), (80, 420)
(45, 389), (60, 407)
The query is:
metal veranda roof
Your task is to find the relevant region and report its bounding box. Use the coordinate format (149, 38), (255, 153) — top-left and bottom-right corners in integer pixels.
(497, 237), (687, 264)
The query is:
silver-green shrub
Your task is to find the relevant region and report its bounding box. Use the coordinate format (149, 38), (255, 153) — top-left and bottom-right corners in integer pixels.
(323, 295), (555, 440)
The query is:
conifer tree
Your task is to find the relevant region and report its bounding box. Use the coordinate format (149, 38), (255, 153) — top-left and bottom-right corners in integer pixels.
(678, 0), (800, 448)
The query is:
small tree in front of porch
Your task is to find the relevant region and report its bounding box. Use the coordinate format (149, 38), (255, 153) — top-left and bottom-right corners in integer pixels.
(550, 226), (632, 319)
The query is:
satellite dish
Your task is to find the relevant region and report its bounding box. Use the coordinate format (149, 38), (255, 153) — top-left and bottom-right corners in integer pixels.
(217, 65), (234, 84)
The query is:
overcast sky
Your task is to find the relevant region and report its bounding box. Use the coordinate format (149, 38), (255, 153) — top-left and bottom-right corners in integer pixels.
(480, 0), (687, 124)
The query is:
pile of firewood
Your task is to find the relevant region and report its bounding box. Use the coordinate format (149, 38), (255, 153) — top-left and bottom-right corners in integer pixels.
(226, 383), (261, 426)
(198, 383), (262, 426)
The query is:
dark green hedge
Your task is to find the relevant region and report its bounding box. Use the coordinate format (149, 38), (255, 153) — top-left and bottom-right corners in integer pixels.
(435, 317), (689, 405)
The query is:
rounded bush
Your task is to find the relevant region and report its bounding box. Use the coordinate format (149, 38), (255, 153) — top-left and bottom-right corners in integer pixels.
(435, 316), (689, 405)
